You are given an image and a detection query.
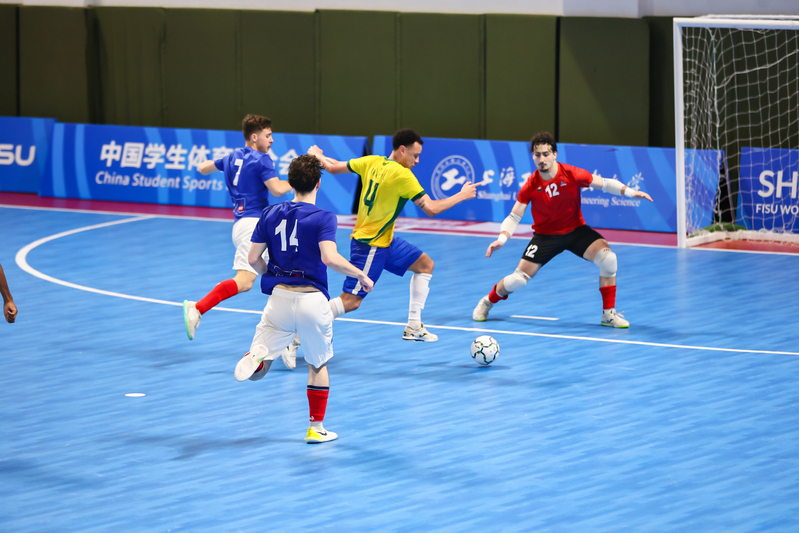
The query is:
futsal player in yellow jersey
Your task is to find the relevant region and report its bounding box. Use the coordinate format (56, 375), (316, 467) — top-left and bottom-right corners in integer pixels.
(305, 128), (477, 342)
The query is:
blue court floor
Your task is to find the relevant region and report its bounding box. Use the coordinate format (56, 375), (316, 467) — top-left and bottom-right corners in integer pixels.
(1, 205), (798, 532)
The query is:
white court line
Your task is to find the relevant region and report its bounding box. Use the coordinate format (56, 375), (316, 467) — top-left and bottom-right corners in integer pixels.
(333, 318), (799, 356)
(511, 315), (559, 321)
(12, 217), (799, 357)
(13, 216), (183, 306)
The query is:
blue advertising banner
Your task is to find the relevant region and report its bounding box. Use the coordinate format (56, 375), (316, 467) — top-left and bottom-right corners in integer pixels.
(739, 148), (799, 233)
(373, 136), (723, 233)
(40, 123), (368, 215)
(0, 116), (56, 193)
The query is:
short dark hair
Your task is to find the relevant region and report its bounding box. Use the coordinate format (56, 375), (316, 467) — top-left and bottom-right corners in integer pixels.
(392, 128), (424, 150)
(530, 131), (557, 154)
(288, 155), (322, 194)
(242, 114), (272, 140)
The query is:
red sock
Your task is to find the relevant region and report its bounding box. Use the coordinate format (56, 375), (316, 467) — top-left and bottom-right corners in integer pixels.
(307, 386), (329, 422)
(488, 284), (508, 304)
(599, 285), (616, 310)
(196, 279), (239, 315)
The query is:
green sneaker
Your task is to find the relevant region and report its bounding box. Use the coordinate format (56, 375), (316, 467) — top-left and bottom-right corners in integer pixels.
(183, 300), (201, 340)
(601, 309), (629, 328)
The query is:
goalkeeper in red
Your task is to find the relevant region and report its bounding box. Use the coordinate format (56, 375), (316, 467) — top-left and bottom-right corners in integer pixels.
(472, 131), (653, 327)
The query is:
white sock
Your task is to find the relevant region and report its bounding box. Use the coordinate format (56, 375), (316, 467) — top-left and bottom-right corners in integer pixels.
(329, 297), (345, 318)
(408, 273), (432, 328)
(310, 421), (324, 430)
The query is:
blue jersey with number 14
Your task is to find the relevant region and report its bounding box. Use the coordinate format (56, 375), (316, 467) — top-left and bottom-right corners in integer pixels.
(251, 201), (338, 300)
(214, 147), (278, 220)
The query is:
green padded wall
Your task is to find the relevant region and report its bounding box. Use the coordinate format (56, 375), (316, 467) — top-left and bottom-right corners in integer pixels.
(317, 10), (398, 139)
(0, 4), (17, 117)
(19, 6), (97, 123)
(646, 16), (675, 148)
(94, 7), (165, 127)
(162, 9), (239, 130)
(559, 17), (649, 146)
(240, 10), (316, 134)
(486, 14), (557, 141)
(399, 13), (484, 140)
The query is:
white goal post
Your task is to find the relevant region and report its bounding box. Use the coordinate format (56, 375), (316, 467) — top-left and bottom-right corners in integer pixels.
(674, 15), (799, 247)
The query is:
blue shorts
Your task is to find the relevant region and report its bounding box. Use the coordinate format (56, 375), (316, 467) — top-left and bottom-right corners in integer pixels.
(342, 237), (424, 298)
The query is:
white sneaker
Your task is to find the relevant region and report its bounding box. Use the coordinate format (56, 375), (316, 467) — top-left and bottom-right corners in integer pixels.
(601, 309), (629, 328)
(305, 425), (338, 443)
(402, 323), (438, 342)
(280, 337), (300, 370)
(183, 300), (201, 340)
(235, 345), (269, 382)
(472, 296), (494, 322)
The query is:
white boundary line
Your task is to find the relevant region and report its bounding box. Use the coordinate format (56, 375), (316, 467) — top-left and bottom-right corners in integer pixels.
(0, 203), (232, 223)
(510, 315), (559, 321)
(8, 202), (799, 255)
(12, 216), (799, 357)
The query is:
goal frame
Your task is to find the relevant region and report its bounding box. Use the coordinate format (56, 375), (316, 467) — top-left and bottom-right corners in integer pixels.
(673, 16), (799, 248)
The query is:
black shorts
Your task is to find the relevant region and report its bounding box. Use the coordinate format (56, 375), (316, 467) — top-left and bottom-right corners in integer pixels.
(520, 225), (605, 266)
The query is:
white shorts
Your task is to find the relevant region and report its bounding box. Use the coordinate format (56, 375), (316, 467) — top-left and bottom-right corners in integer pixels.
(250, 288), (333, 369)
(231, 217), (268, 274)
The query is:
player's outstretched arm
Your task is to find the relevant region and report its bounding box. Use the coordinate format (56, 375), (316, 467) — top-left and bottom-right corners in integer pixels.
(413, 180), (478, 217)
(319, 241), (373, 292)
(247, 241), (269, 276)
(198, 160), (219, 176)
(264, 177), (294, 197)
(307, 146), (350, 175)
(0, 262), (17, 323)
(486, 201), (527, 258)
(589, 175), (653, 202)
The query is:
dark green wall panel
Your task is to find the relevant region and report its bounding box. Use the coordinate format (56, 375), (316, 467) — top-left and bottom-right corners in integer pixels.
(559, 17), (649, 146)
(400, 13), (484, 140)
(95, 7), (165, 127)
(240, 11), (315, 134)
(646, 16), (675, 148)
(0, 5), (17, 117)
(486, 14), (557, 141)
(162, 9), (239, 130)
(317, 10), (398, 139)
(19, 6), (96, 123)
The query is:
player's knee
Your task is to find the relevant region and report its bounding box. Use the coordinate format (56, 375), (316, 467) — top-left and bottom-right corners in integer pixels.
(341, 293), (362, 312)
(413, 254), (434, 274)
(502, 269), (531, 293)
(592, 248), (617, 277)
(236, 278), (254, 292)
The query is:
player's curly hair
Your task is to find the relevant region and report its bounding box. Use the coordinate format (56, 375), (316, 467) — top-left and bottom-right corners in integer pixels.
(392, 128), (424, 150)
(242, 114), (272, 140)
(530, 131), (557, 154)
(288, 155), (323, 194)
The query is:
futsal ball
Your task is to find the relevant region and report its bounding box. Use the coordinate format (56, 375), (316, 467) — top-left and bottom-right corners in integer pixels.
(470, 335), (499, 365)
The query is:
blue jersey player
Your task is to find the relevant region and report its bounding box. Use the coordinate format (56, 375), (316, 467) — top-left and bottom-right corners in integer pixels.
(183, 115), (293, 348)
(234, 155), (373, 443)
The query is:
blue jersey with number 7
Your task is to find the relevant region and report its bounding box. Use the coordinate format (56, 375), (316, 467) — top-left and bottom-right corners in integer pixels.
(214, 146), (278, 220)
(251, 201), (338, 300)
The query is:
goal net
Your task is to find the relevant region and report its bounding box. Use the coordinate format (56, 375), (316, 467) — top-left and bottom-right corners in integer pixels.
(674, 15), (799, 247)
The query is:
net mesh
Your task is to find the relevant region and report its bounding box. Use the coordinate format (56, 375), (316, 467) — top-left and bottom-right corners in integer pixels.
(680, 21), (799, 245)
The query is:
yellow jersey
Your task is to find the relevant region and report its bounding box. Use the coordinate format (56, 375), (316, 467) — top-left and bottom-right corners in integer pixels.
(347, 155), (426, 248)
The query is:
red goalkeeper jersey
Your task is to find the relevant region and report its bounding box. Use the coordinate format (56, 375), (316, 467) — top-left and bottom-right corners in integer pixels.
(517, 162), (594, 235)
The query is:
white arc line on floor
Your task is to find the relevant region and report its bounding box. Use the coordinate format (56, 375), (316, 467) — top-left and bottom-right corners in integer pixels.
(14, 218), (799, 357)
(511, 315), (559, 321)
(14, 216), (181, 306)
